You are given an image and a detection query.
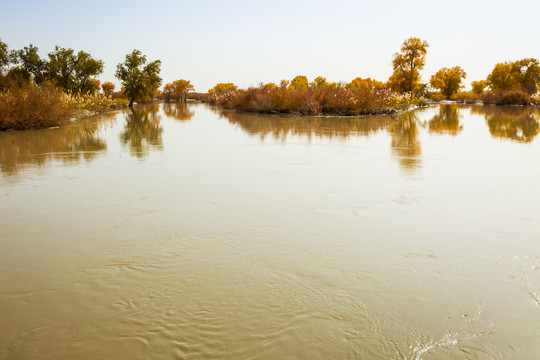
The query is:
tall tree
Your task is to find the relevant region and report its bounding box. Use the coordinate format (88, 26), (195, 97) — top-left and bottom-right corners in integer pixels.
(47, 46), (104, 93)
(115, 49), (162, 106)
(430, 66), (467, 100)
(171, 79), (194, 101)
(486, 59), (540, 93)
(162, 82), (174, 101)
(388, 37), (429, 94)
(487, 62), (516, 92)
(10, 44), (46, 84)
(512, 58), (540, 93)
(0, 38), (10, 72)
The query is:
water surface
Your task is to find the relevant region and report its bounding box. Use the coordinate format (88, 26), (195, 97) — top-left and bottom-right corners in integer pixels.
(1, 103), (539, 359)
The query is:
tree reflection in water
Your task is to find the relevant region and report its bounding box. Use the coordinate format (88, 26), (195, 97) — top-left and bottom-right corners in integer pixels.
(389, 112), (422, 172)
(428, 104), (463, 136)
(0, 113), (115, 176)
(471, 105), (539, 143)
(219, 109), (422, 172)
(163, 102), (195, 121)
(119, 105), (163, 158)
(219, 110), (393, 141)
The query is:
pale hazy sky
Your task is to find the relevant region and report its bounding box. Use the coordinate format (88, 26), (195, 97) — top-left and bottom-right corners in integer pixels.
(1, 0), (539, 92)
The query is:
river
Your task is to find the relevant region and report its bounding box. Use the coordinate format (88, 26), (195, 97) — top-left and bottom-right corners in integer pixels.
(1, 103), (539, 359)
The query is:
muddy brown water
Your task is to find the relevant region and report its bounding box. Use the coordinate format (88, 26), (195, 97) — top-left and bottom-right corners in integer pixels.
(1, 103), (539, 359)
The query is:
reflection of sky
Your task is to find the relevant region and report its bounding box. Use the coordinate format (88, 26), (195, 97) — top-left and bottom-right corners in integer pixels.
(2, 0), (539, 91)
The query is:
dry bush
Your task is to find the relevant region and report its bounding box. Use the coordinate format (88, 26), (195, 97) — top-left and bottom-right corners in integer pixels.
(482, 90), (531, 105)
(497, 90), (530, 105)
(0, 85), (73, 130)
(531, 92), (540, 105)
(210, 85), (417, 116)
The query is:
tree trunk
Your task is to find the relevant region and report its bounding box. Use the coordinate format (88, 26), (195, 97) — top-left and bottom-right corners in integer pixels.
(129, 98), (134, 107)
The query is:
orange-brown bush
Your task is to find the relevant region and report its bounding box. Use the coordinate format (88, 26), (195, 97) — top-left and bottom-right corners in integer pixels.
(497, 90), (530, 105)
(210, 85), (415, 115)
(0, 77), (73, 130)
(482, 90), (531, 105)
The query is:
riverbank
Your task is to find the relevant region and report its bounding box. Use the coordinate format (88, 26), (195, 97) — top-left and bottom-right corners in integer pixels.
(72, 101), (128, 121)
(0, 83), (128, 131)
(430, 90), (540, 106)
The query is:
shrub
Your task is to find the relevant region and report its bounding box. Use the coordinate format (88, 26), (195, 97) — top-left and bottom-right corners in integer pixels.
(0, 85), (73, 130)
(531, 92), (540, 105)
(430, 93), (446, 101)
(209, 85), (418, 116)
(497, 90), (530, 105)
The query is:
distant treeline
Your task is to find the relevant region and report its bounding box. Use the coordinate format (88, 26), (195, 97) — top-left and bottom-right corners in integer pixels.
(201, 38), (540, 113)
(0, 38), (169, 130)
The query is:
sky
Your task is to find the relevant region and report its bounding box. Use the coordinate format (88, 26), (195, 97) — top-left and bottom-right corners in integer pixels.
(1, 0), (539, 92)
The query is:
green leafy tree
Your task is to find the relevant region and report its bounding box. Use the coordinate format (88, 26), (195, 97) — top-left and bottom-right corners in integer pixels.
(290, 75), (309, 90)
(388, 37), (429, 94)
(0, 38), (10, 72)
(430, 66), (466, 100)
(10, 44), (46, 84)
(116, 49), (162, 106)
(47, 46), (104, 93)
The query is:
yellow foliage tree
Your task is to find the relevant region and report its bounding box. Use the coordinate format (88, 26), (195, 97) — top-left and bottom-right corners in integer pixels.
(208, 83), (237, 94)
(347, 77), (386, 89)
(310, 76), (329, 88)
(162, 79), (195, 101)
(430, 66), (467, 100)
(279, 79), (290, 88)
(161, 82), (174, 101)
(513, 58), (540, 92)
(101, 81), (115, 97)
(171, 79), (195, 102)
(487, 62), (517, 92)
(289, 75), (308, 90)
(486, 59), (540, 93)
(471, 80), (487, 94)
(388, 37), (429, 95)
(89, 78), (101, 94)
